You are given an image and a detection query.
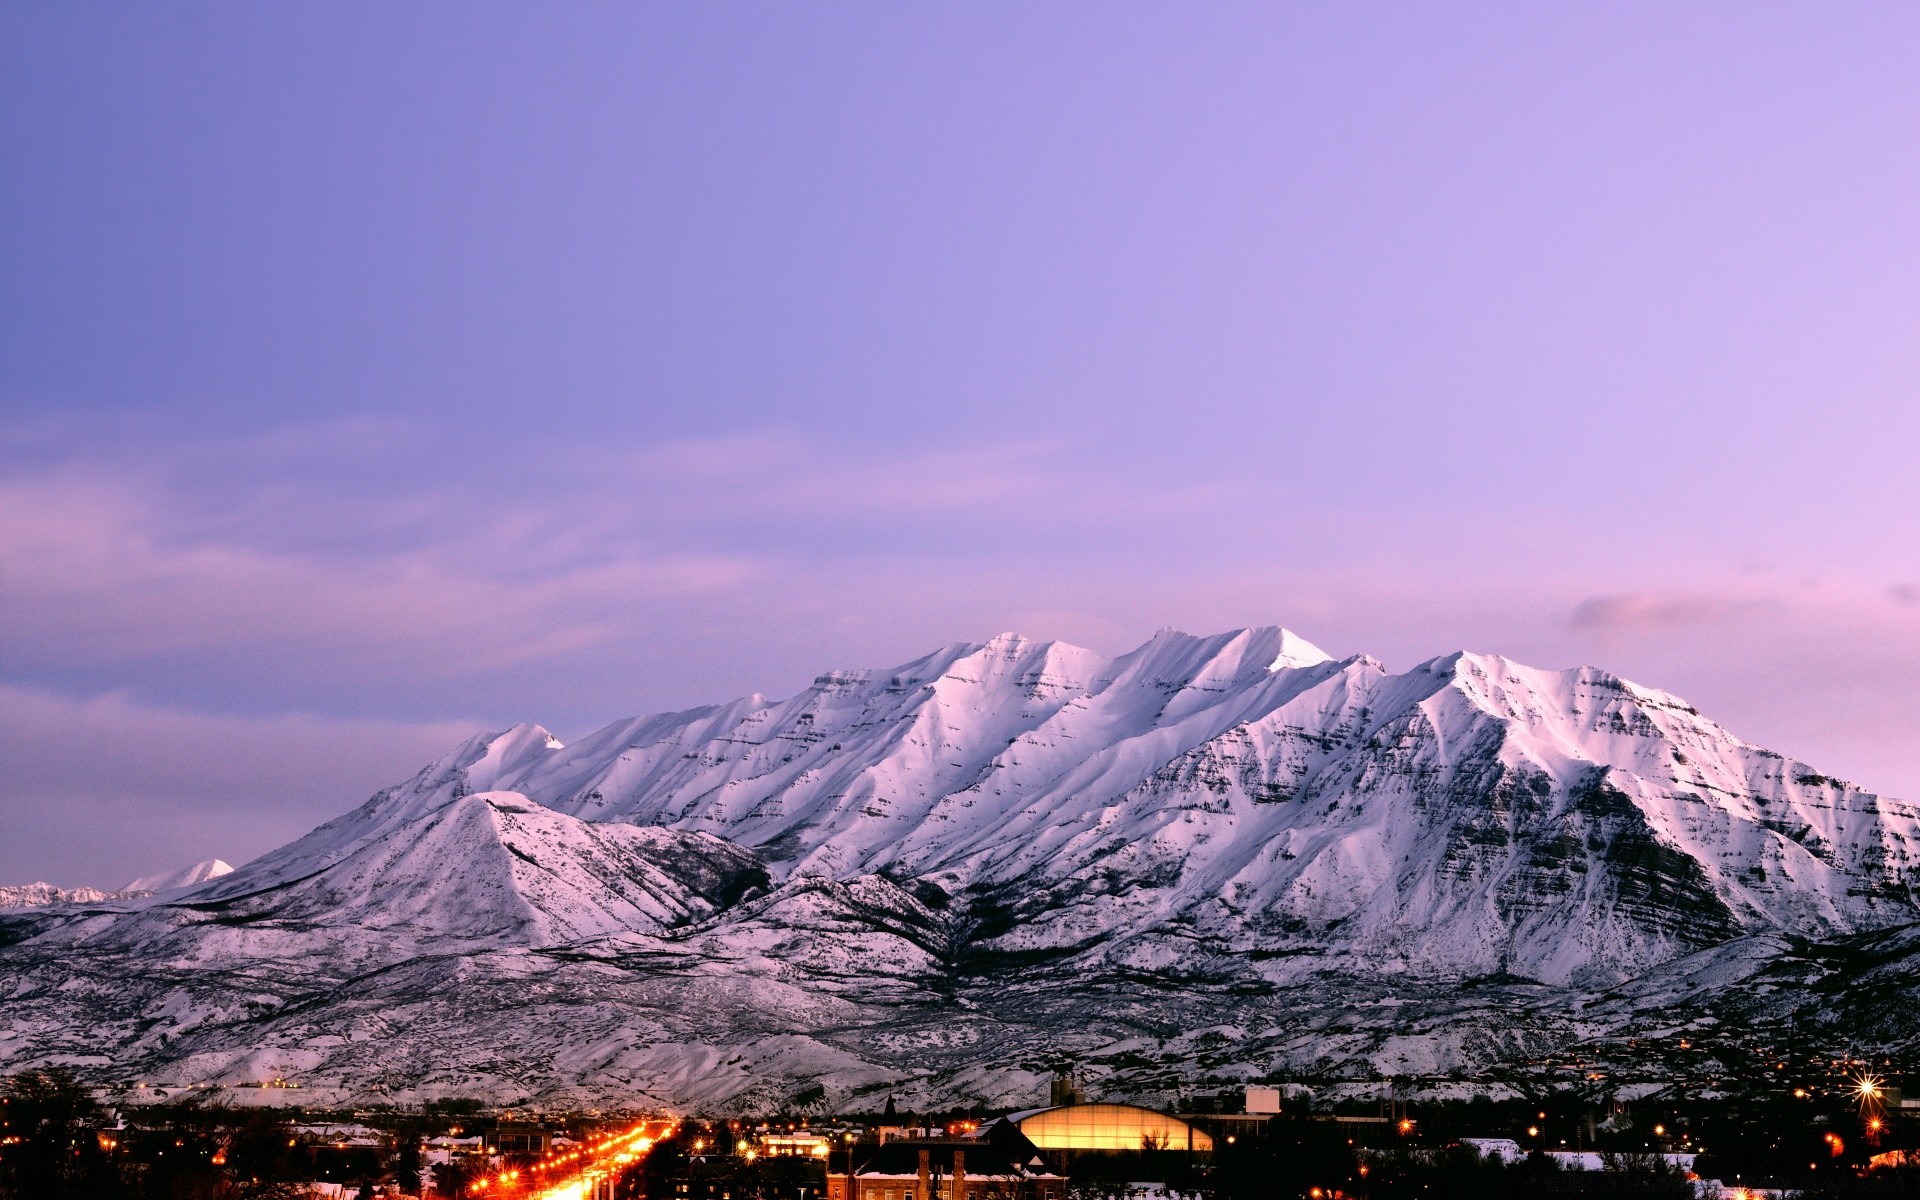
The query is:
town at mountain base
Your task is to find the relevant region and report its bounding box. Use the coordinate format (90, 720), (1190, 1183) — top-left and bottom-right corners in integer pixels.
(2, 627), (1917, 1109)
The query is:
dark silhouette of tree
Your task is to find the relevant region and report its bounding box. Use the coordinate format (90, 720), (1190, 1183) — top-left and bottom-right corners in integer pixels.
(0, 1067), (121, 1199)
(431, 1157), (478, 1199)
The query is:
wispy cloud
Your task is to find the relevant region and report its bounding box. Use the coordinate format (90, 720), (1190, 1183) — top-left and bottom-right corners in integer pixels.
(6, 414), (1920, 884)
(0, 467), (757, 676)
(0, 416), (1249, 709)
(1569, 589), (1780, 634)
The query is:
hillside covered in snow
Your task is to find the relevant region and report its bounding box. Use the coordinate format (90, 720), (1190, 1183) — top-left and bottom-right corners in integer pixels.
(2, 627), (1917, 1109)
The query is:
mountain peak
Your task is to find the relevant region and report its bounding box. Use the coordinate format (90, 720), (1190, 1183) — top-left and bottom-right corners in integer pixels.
(466, 723), (565, 791)
(125, 858), (234, 894)
(1268, 628), (1333, 670)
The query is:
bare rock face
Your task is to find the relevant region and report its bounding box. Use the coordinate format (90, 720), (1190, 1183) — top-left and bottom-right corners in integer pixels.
(2, 627), (1916, 1109)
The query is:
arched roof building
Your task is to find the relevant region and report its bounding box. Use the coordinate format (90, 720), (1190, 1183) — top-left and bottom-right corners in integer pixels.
(1013, 1104), (1213, 1153)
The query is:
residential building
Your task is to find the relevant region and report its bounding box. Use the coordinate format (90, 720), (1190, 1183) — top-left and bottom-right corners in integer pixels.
(827, 1141), (1065, 1200)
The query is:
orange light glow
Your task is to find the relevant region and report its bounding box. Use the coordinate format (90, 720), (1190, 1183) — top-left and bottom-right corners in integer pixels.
(1855, 1071), (1887, 1122)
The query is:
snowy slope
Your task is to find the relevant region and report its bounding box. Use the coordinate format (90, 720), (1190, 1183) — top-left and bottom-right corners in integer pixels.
(1, 626), (1916, 1107)
(221, 627), (1913, 984)
(126, 860), (234, 894)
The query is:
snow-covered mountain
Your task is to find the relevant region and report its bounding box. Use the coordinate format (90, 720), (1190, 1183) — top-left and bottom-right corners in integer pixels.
(2, 627), (1917, 1109)
(125, 859), (233, 895)
(0, 882), (126, 909)
(2, 860), (235, 910)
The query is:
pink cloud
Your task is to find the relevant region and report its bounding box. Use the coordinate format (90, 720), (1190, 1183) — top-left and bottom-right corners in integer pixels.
(5, 418), (1920, 886)
(1569, 589), (1779, 633)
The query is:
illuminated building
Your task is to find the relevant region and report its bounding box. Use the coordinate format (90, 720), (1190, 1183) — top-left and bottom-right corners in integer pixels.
(758, 1132), (833, 1158)
(1013, 1104), (1213, 1154)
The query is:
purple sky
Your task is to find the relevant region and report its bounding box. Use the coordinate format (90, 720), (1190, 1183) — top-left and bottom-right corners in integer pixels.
(4, 4), (1919, 887)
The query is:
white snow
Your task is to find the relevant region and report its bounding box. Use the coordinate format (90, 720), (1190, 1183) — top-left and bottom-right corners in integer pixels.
(126, 859), (234, 894)
(0, 882), (123, 908)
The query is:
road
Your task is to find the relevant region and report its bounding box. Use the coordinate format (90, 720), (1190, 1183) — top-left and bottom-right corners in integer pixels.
(468, 1119), (673, 1200)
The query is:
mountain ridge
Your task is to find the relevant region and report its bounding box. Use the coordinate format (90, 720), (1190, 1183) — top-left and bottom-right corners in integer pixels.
(2, 625), (1917, 1108)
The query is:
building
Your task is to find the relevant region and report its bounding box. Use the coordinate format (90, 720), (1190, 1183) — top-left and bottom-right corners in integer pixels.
(489, 1123), (552, 1156)
(827, 1141), (1066, 1200)
(422, 1133), (487, 1168)
(1049, 1073), (1082, 1108)
(878, 1095), (908, 1144)
(758, 1132), (834, 1158)
(1011, 1105), (1213, 1154)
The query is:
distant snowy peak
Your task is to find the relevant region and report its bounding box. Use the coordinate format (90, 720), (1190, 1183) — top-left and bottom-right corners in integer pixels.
(0, 882), (125, 909)
(125, 858), (233, 894)
(4, 859), (237, 910)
